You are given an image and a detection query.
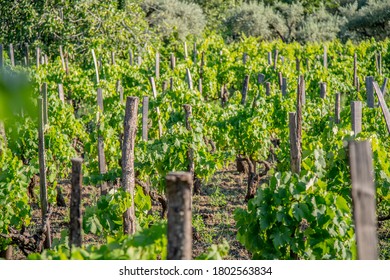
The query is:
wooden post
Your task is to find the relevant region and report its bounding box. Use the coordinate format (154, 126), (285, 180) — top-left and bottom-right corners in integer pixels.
(9, 44), (14, 67)
(155, 52), (160, 79)
(373, 82), (390, 134)
(298, 75), (306, 105)
(376, 52), (382, 76)
(137, 56), (142, 66)
(193, 42), (197, 64)
(183, 104), (194, 178)
(36, 47), (40, 68)
(381, 78), (388, 97)
(170, 77), (174, 91)
(58, 84), (64, 103)
(183, 42), (188, 60)
(162, 80), (168, 92)
(348, 141), (378, 260)
(351, 101), (362, 135)
(59, 46), (65, 71)
(289, 112), (301, 174)
(122, 97), (139, 235)
(149, 77), (163, 138)
(296, 57), (300, 73)
(38, 97), (51, 249)
(170, 53), (176, 70)
(267, 52), (272, 65)
(323, 45), (327, 69)
(198, 78), (202, 95)
(65, 53), (69, 75)
(200, 51), (204, 79)
(129, 49), (133, 66)
(186, 68), (193, 90)
(41, 83), (48, 126)
(278, 72), (283, 91)
(335, 93), (341, 124)
(273, 49), (278, 69)
(320, 82), (327, 99)
(166, 172), (192, 260)
(142, 96), (149, 141)
(243, 52), (248, 64)
(353, 52), (358, 88)
(282, 77), (287, 96)
(258, 73), (265, 84)
(0, 44), (3, 68)
(365, 76), (374, 108)
(97, 88), (108, 195)
(111, 51), (115, 65)
(25, 43), (29, 67)
(241, 75), (249, 105)
(265, 82), (271, 96)
(91, 49), (100, 84)
(69, 158), (83, 249)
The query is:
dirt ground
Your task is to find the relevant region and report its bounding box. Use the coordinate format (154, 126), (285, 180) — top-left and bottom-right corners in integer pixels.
(8, 167), (251, 260)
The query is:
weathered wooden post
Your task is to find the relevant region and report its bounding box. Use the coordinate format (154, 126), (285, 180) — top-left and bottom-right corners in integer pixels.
(97, 88), (108, 195)
(353, 52), (358, 88)
(129, 48), (133, 66)
(122, 97), (139, 235)
(59, 45), (66, 71)
(265, 82), (271, 96)
(298, 75), (306, 105)
(186, 68), (193, 90)
(351, 101), (362, 135)
(320, 82), (327, 99)
(166, 172), (193, 260)
(170, 53), (176, 70)
(91, 49), (100, 84)
(267, 52), (272, 65)
(111, 51), (115, 65)
(142, 96), (149, 141)
(193, 42), (197, 64)
(348, 141), (378, 260)
(69, 158), (83, 249)
(25, 43), (30, 67)
(38, 97), (51, 249)
(323, 45), (328, 69)
(296, 57), (300, 73)
(58, 84), (64, 103)
(373, 82), (390, 134)
(149, 77), (163, 138)
(335, 93), (341, 124)
(241, 75), (249, 104)
(289, 112), (301, 174)
(273, 49), (278, 69)
(41, 83), (48, 126)
(36, 47), (40, 68)
(278, 72), (283, 91)
(243, 52), (248, 64)
(282, 77), (287, 96)
(258, 73), (265, 84)
(365, 76), (374, 108)
(9, 44), (15, 67)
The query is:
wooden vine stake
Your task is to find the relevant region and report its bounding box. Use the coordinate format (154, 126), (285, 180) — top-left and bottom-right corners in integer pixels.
(69, 158), (83, 249)
(265, 82), (271, 96)
(91, 49), (100, 84)
(323, 45), (328, 69)
(129, 49), (133, 66)
(97, 88), (108, 195)
(373, 82), (390, 134)
(335, 93), (341, 124)
(25, 43), (30, 67)
(186, 68), (193, 90)
(348, 141), (378, 260)
(289, 112), (301, 174)
(273, 49), (278, 69)
(122, 96), (139, 235)
(241, 75), (249, 105)
(320, 82), (327, 99)
(58, 84), (64, 103)
(267, 52), (272, 65)
(38, 97), (51, 249)
(149, 77), (163, 138)
(282, 77), (287, 96)
(183, 104), (194, 178)
(111, 51), (115, 65)
(365, 76), (374, 108)
(170, 53), (176, 70)
(9, 44), (14, 67)
(298, 75), (306, 105)
(59, 46), (66, 71)
(142, 96), (149, 141)
(166, 172), (193, 260)
(353, 52), (358, 88)
(351, 101), (362, 135)
(41, 83), (48, 126)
